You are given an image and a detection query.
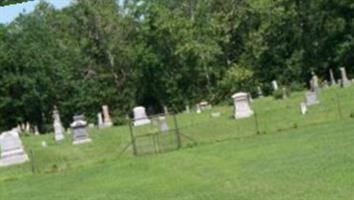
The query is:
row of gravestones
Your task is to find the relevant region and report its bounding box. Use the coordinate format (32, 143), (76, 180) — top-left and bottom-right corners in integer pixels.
(1, 68), (351, 167)
(0, 105), (170, 167)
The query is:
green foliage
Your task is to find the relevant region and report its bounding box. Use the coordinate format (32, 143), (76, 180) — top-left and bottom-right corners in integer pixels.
(0, 0), (354, 130)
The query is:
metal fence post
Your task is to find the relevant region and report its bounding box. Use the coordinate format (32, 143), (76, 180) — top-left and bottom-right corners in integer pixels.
(173, 114), (182, 149)
(128, 120), (138, 156)
(29, 149), (36, 174)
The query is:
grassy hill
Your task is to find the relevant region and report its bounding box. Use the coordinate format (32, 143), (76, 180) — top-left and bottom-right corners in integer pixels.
(1, 85), (354, 199)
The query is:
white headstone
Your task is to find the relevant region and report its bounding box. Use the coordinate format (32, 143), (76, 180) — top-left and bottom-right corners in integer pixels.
(158, 116), (169, 132)
(53, 107), (65, 142)
(102, 105), (113, 127)
(185, 105), (190, 114)
(70, 115), (92, 145)
(329, 69), (336, 86)
(25, 122), (30, 133)
(282, 87), (288, 99)
(34, 126), (39, 136)
(300, 102), (307, 115)
(0, 130), (29, 167)
(340, 67), (350, 87)
(196, 104), (202, 114)
(310, 72), (319, 93)
(163, 106), (169, 115)
(133, 106), (151, 126)
(305, 91), (319, 106)
(272, 80), (279, 91)
(232, 92), (254, 119)
(97, 112), (104, 129)
(257, 86), (263, 98)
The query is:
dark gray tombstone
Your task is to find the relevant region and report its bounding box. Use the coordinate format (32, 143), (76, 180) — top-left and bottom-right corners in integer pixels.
(70, 115), (92, 145)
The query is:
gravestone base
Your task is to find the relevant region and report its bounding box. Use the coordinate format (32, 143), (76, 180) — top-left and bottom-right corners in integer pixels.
(134, 119), (151, 126)
(234, 112), (254, 119)
(0, 151), (29, 167)
(54, 134), (64, 142)
(73, 138), (92, 145)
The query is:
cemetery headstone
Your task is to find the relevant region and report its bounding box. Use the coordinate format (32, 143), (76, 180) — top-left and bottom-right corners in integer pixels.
(340, 67), (350, 87)
(300, 102), (307, 115)
(34, 126), (39, 136)
(163, 106), (169, 115)
(0, 129), (29, 167)
(53, 107), (65, 142)
(329, 69), (336, 86)
(232, 92), (254, 119)
(196, 104), (202, 114)
(310, 72), (319, 93)
(199, 101), (211, 111)
(97, 112), (104, 129)
(185, 105), (190, 114)
(272, 80), (279, 91)
(133, 106), (151, 126)
(257, 86), (263, 98)
(158, 116), (169, 132)
(282, 87), (288, 99)
(70, 115), (92, 145)
(305, 91), (319, 106)
(102, 105), (113, 127)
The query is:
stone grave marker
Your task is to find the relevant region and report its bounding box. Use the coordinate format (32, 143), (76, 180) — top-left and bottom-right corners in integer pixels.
(102, 105), (113, 127)
(305, 91), (319, 106)
(97, 112), (104, 129)
(329, 69), (336, 86)
(272, 80), (279, 91)
(257, 86), (263, 98)
(53, 107), (65, 142)
(232, 92), (254, 119)
(300, 102), (307, 115)
(70, 115), (92, 145)
(158, 116), (169, 133)
(0, 129), (29, 167)
(133, 106), (151, 126)
(340, 67), (350, 87)
(196, 104), (202, 114)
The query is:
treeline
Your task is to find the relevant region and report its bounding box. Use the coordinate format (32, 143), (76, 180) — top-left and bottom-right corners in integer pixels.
(0, 0), (353, 132)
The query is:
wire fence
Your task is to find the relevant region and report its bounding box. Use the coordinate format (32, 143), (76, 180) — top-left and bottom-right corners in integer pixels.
(1, 86), (354, 181)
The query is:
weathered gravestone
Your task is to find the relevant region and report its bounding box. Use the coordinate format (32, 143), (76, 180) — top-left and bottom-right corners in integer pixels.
(232, 92), (254, 119)
(196, 104), (202, 114)
(272, 80), (279, 91)
(185, 105), (190, 114)
(0, 129), (29, 167)
(53, 107), (65, 142)
(329, 69), (336, 86)
(340, 67), (350, 87)
(199, 101), (211, 111)
(97, 112), (104, 129)
(70, 115), (92, 145)
(300, 102), (307, 115)
(257, 86), (263, 98)
(305, 91), (319, 106)
(310, 72), (319, 93)
(133, 106), (151, 126)
(158, 116), (169, 133)
(102, 105), (113, 127)
(282, 87), (288, 99)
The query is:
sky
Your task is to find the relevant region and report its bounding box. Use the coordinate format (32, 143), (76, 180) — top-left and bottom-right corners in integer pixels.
(0, 0), (73, 24)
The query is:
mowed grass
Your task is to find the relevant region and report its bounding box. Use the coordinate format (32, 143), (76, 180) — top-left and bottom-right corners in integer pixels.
(1, 119), (354, 200)
(0, 85), (354, 199)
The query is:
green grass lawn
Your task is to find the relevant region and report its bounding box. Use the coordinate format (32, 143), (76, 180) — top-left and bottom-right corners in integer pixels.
(1, 85), (354, 199)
